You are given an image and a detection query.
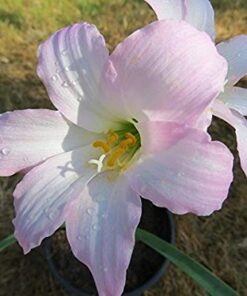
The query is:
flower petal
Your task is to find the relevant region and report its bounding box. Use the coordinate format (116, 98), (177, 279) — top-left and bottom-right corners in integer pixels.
(37, 22), (115, 132)
(217, 35), (247, 85)
(218, 86), (247, 116)
(0, 109), (97, 176)
(137, 120), (189, 154)
(127, 130), (233, 216)
(194, 109), (212, 131)
(13, 146), (97, 254)
(145, 0), (215, 39)
(66, 172), (141, 296)
(212, 100), (247, 176)
(107, 20), (227, 125)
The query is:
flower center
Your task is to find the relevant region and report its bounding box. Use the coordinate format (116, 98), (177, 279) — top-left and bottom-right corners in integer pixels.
(89, 123), (141, 173)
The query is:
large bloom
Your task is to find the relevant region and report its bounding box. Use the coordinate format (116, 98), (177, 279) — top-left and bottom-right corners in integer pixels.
(146, 0), (247, 176)
(0, 20), (232, 295)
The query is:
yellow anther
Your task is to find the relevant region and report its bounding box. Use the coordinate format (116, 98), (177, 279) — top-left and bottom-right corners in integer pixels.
(107, 132), (119, 146)
(93, 141), (110, 153)
(107, 147), (126, 167)
(120, 138), (134, 148)
(125, 132), (137, 145)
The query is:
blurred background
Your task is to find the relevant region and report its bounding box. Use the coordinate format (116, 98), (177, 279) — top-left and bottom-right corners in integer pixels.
(0, 0), (246, 295)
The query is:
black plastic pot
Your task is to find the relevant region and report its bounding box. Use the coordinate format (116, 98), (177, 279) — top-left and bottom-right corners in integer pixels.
(43, 199), (176, 296)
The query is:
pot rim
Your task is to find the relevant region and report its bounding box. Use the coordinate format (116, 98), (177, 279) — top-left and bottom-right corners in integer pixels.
(43, 208), (176, 296)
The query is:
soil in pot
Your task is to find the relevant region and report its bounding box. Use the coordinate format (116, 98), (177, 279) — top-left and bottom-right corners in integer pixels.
(46, 198), (174, 295)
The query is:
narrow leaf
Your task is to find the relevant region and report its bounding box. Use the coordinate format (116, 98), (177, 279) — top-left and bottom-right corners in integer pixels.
(0, 234), (16, 252)
(136, 228), (238, 296)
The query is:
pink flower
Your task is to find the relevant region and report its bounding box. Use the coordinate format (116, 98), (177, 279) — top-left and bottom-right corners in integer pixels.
(146, 0), (247, 176)
(0, 20), (232, 295)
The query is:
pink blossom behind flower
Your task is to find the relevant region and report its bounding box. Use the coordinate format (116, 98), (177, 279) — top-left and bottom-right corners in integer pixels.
(146, 0), (247, 177)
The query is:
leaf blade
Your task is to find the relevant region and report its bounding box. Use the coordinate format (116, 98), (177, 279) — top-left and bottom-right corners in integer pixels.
(136, 228), (238, 296)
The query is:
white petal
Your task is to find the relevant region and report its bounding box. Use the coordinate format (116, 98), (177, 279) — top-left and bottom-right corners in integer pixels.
(145, 0), (215, 39)
(217, 35), (247, 85)
(13, 146), (97, 253)
(0, 109), (97, 176)
(219, 86), (247, 116)
(37, 22), (115, 132)
(213, 100), (247, 177)
(66, 172), (141, 296)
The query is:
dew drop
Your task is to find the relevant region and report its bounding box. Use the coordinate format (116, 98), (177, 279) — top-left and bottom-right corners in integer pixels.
(71, 80), (77, 86)
(103, 267), (108, 272)
(61, 49), (68, 56)
(101, 213), (107, 219)
(77, 96), (84, 102)
(51, 75), (58, 81)
(44, 208), (49, 214)
(86, 208), (94, 215)
(61, 81), (69, 88)
(48, 211), (55, 220)
(92, 224), (98, 231)
(64, 66), (70, 72)
(77, 235), (82, 241)
(1, 147), (10, 156)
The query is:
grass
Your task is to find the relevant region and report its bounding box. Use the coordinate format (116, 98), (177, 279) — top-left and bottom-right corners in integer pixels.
(0, 0), (247, 295)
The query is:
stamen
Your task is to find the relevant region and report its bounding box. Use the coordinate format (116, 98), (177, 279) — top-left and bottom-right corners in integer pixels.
(107, 132), (119, 146)
(107, 147), (126, 167)
(125, 132), (137, 145)
(93, 141), (110, 153)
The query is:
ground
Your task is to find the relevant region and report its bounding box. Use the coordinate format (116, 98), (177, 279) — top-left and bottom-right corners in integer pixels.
(0, 0), (247, 295)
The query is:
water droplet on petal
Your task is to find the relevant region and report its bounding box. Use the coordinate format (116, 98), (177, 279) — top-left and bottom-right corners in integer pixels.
(61, 81), (69, 88)
(103, 267), (108, 272)
(77, 235), (82, 241)
(101, 213), (107, 219)
(77, 96), (84, 102)
(92, 224), (98, 231)
(48, 211), (55, 220)
(61, 49), (68, 56)
(64, 66), (70, 72)
(1, 147), (10, 156)
(44, 208), (50, 215)
(86, 208), (94, 215)
(71, 80), (77, 86)
(51, 75), (58, 81)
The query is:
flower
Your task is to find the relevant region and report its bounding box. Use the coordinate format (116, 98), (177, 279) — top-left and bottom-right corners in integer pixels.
(146, 0), (247, 176)
(0, 20), (233, 295)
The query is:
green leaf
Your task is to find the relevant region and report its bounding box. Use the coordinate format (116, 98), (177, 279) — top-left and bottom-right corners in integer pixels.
(136, 228), (239, 296)
(0, 234), (16, 252)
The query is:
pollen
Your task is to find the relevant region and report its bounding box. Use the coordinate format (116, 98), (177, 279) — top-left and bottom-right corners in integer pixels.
(93, 140), (110, 153)
(107, 147), (126, 167)
(91, 129), (139, 171)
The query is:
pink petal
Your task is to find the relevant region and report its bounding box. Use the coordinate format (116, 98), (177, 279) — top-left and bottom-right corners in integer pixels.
(217, 35), (247, 85)
(194, 109), (212, 131)
(13, 146), (97, 254)
(145, 0), (215, 39)
(0, 109), (97, 176)
(37, 22), (115, 132)
(106, 20), (227, 125)
(218, 87), (247, 116)
(212, 100), (247, 176)
(137, 120), (189, 154)
(127, 130), (233, 216)
(66, 172), (141, 296)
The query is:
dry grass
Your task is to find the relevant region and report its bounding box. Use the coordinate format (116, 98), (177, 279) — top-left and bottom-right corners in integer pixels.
(0, 0), (247, 295)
